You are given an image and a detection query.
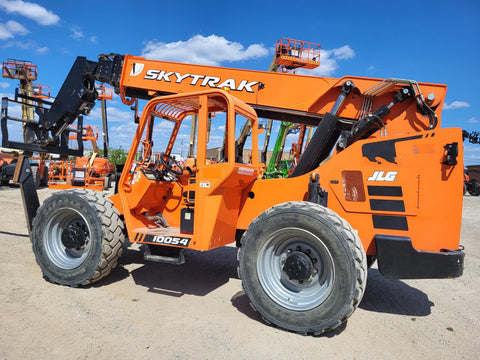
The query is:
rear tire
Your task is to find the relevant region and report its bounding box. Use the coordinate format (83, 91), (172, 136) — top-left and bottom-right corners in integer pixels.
(238, 201), (367, 335)
(31, 189), (125, 286)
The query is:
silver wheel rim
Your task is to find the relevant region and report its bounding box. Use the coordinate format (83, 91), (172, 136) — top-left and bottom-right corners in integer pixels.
(43, 207), (92, 270)
(257, 227), (335, 311)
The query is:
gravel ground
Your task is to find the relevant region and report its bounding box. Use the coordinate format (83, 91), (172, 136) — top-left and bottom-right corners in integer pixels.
(0, 185), (478, 360)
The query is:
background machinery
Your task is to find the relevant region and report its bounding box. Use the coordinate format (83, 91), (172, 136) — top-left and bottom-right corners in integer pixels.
(49, 124), (115, 190)
(48, 84), (115, 191)
(1, 59), (54, 187)
(260, 39), (319, 173)
(0, 150), (16, 186)
(0, 42), (466, 335)
(463, 130), (480, 196)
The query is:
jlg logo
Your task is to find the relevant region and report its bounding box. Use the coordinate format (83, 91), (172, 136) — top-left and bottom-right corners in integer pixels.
(367, 171), (398, 182)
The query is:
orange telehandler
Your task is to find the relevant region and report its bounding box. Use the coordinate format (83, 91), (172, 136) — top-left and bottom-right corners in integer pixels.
(0, 45), (465, 335)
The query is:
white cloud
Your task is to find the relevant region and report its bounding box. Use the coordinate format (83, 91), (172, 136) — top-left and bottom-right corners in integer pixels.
(0, 38), (48, 54)
(88, 104), (135, 124)
(70, 25), (84, 39)
(106, 106), (136, 123)
(467, 117), (479, 124)
(330, 45), (355, 60)
(0, 91), (13, 98)
(0, 24), (11, 39)
(142, 34), (269, 66)
(1, 38), (34, 48)
(108, 122), (138, 148)
(0, 19), (28, 39)
(463, 145), (480, 166)
(5, 20), (28, 34)
(465, 145), (480, 152)
(444, 101), (470, 110)
(35, 45), (48, 54)
(0, 0), (59, 26)
(69, 26), (98, 43)
(298, 45), (355, 77)
(0, 81), (9, 88)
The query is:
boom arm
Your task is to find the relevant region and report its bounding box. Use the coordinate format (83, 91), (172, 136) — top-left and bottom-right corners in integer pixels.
(117, 55), (446, 129)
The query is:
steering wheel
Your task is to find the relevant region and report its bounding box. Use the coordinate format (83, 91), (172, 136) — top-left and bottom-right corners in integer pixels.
(159, 153), (183, 176)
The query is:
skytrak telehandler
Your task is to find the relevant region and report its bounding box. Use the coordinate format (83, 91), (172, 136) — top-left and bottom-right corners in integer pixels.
(1, 43), (465, 335)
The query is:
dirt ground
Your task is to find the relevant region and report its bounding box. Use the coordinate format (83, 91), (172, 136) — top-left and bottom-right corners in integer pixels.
(0, 185), (479, 360)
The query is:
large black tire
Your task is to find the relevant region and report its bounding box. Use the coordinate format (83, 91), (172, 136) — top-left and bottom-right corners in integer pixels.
(238, 201), (367, 335)
(31, 189), (125, 286)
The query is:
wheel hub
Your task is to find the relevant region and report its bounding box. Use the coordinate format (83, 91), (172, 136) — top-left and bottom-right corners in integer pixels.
(282, 251), (314, 281)
(61, 225), (87, 249)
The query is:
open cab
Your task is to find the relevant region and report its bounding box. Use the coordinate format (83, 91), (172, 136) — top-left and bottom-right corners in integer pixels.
(111, 90), (260, 252)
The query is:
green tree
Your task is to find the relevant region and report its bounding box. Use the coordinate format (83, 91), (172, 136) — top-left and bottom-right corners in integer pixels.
(108, 147), (128, 165)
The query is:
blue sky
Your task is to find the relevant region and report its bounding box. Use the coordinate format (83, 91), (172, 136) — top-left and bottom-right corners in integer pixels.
(0, 0), (479, 164)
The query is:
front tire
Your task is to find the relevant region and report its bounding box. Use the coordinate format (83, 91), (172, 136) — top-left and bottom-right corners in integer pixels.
(31, 189), (125, 286)
(238, 201), (367, 335)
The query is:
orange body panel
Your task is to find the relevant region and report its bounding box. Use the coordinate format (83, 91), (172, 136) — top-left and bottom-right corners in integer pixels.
(237, 128), (463, 254)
